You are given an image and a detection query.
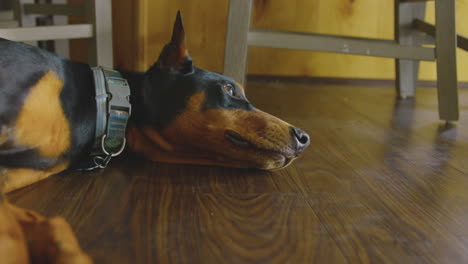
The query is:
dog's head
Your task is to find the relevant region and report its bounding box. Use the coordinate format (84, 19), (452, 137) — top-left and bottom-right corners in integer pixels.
(127, 12), (310, 170)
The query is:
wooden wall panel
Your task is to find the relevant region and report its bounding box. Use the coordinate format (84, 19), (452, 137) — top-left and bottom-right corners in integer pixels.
(112, 0), (139, 70)
(110, 0), (468, 81)
(70, 0), (140, 69)
(69, 0), (87, 63)
(124, 0), (229, 72)
(248, 0), (395, 79)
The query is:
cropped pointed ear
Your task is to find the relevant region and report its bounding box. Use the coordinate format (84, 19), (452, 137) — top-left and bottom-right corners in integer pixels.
(155, 11), (193, 73)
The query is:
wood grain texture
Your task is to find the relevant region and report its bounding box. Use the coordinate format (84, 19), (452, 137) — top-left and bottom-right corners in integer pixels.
(249, 0), (468, 81)
(108, 0), (468, 81)
(7, 81), (468, 263)
(68, 0), (87, 64)
(134, 0), (229, 72)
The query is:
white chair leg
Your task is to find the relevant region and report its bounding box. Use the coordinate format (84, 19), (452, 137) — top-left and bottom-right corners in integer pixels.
(223, 0), (252, 86)
(394, 0), (426, 99)
(17, 0), (37, 46)
(52, 0), (69, 58)
(85, 0), (113, 67)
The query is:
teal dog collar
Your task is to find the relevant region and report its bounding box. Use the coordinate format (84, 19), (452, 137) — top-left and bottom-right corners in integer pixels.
(90, 67), (132, 169)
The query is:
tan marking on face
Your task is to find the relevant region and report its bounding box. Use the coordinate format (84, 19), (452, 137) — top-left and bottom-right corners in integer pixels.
(13, 71), (70, 159)
(2, 161), (69, 193)
(127, 125), (254, 168)
(128, 91), (298, 170)
(142, 129), (174, 151)
(164, 107), (294, 169)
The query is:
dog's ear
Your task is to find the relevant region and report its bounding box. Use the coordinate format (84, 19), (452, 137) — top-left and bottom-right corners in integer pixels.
(155, 11), (193, 73)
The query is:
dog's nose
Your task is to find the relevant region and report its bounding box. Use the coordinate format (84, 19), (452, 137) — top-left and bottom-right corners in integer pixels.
(291, 127), (310, 155)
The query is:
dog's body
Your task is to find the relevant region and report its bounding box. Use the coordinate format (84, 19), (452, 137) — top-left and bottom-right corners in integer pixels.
(0, 13), (310, 193)
(0, 38), (97, 191)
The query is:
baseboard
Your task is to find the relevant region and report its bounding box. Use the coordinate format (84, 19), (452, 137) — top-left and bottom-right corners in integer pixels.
(247, 75), (468, 88)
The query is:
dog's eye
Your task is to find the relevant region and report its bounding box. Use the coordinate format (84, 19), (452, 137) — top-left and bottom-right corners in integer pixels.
(223, 83), (241, 99)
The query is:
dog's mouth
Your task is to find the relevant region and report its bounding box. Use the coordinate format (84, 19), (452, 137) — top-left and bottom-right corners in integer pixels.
(224, 130), (293, 168)
(282, 156), (292, 167)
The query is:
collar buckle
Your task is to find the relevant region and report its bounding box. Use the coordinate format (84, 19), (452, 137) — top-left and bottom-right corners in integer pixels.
(87, 67), (132, 170)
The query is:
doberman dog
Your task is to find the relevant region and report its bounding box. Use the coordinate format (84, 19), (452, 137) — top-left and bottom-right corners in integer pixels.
(0, 12), (310, 193)
(0, 12), (309, 263)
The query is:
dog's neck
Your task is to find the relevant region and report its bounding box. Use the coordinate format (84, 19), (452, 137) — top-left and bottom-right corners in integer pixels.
(117, 69), (177, 161)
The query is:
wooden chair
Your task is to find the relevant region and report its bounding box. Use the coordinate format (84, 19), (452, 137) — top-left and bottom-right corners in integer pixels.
(0, 0), (18, 29)
(224, 0), (468, 122)
(0, 0), (113, 67)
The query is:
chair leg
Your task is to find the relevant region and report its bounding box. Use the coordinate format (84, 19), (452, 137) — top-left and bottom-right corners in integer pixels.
(17, 0), (37, 46)
(12, 0), (19, 21)
(223, 0), (252, 86)
(435, 0), (459, 121)
(52, 0), (69, 58)
(394, 0), (426, 99)
(85, 0), (113, 67)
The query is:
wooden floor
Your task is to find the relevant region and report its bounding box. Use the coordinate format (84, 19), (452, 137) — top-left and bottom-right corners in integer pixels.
(8, 81), (468, 264)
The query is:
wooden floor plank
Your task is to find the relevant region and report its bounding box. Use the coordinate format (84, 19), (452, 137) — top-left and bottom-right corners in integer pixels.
(8, 155), (346, 263)
(247, 82), (468, 263)
(7, 81), (468, 263)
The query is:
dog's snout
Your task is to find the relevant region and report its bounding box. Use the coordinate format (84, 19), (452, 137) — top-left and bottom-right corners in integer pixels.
(291, 127), (310, 155)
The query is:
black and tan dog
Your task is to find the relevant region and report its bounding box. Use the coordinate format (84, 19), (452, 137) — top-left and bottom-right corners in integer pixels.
(0, 12), (310, 193)
(0, 13), (309, 263)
